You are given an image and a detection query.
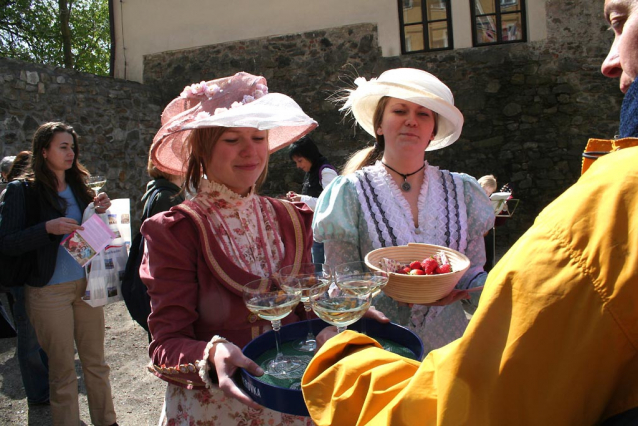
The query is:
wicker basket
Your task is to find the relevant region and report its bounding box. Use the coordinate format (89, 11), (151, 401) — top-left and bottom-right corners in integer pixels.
(364, 243), (470, 304)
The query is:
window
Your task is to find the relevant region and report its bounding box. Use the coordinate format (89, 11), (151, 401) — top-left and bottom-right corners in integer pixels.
(398, 0), (453, 53)
(471, 0), (527, 46)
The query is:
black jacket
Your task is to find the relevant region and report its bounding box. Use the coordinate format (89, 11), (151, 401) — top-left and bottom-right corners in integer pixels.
(0, 180), (88, 287)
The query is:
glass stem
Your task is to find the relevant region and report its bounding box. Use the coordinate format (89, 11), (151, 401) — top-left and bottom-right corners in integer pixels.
(337, 326), (347, 333)
(271, 320), (283, 361)
(304, 303), (315, 340)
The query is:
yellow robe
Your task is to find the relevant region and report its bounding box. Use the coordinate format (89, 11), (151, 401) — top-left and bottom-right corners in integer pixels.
(302, 145), (638, 425)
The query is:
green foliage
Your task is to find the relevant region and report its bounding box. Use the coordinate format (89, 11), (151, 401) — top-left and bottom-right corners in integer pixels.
(0, 0), (110, 76)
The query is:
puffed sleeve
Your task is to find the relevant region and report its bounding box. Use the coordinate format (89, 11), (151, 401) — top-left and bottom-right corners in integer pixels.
(312, 175), (363, 265)
(140, 210), (211, 389)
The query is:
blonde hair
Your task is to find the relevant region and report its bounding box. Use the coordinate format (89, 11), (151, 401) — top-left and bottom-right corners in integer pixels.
(184, 127), (270, 193)
(478, 175), (497, 193)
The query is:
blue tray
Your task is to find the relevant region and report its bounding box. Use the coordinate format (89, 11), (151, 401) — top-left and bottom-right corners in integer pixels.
(241, 318), (423, 417)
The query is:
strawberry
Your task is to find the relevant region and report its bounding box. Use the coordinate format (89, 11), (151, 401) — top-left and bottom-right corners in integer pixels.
(402, 266), (412, 274)
(435, 264), (452, 274)
(421, 257), (439, 274)
(409, 261), (422, 271)
(409, 269), (425, 275)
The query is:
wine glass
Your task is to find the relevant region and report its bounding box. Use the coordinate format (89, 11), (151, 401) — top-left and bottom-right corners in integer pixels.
(242, 277), (307, 378)
(310, 283), (371, 334)
(278, 263), (332, 352)
(334, 261), (388, 334)
(334, 261), (389, 297)
(88, 175), (107, 197)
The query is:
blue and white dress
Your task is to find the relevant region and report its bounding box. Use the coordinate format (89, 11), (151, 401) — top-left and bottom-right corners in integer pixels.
(312, 161), (495, 355)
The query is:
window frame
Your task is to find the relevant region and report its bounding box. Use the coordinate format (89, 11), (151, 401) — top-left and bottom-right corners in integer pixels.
(398, 0), (454, 54)
(470, 0), (528, 47)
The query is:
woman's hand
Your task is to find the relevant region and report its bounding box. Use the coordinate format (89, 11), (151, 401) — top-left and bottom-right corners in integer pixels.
(45, 217), (83, 235)
(209, 341), (264, 409)
(286, 191), (301, 202)
(315, 326), (339, 351)
(94, 192), (111, 213)
(363, 305), (390, 323)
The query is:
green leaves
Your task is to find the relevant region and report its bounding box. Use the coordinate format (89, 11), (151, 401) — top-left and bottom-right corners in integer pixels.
(0, 0), (110, 76)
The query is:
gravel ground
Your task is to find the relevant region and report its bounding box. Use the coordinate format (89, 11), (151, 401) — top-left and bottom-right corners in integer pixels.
(0, 298), (165, 426)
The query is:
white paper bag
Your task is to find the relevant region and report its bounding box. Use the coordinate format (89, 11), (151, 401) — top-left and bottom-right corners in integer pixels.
(82, 243), (127, 307)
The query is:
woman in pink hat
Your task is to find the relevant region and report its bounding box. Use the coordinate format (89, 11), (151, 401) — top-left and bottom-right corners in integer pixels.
(139, 72), (319, 424)
(312, 68), (495, 355)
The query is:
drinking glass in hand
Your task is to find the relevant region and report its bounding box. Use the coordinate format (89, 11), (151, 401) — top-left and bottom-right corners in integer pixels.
(242, 277), (306, 378)
(279, 263), (332, 352)
(310, 284), (371, 334)
(87, 175), (107, 197)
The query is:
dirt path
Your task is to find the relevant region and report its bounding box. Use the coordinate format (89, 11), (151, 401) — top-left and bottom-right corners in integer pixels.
(0, 298), (165, 426)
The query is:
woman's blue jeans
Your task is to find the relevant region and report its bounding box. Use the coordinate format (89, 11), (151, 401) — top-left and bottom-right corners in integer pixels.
(9, 286), (49, 404)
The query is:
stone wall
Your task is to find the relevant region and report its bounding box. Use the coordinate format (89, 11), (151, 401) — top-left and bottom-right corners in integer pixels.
(143, 0), (622, 249)
(0, 57), (163, 230)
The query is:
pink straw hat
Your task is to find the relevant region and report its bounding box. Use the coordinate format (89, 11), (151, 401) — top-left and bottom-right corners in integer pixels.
(151, 72), (318, 175)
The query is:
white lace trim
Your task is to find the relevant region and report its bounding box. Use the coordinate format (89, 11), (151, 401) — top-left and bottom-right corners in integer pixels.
(353, 162), (470, 327)
(196, 335), (229, 391)
(354, 161), (469, 251)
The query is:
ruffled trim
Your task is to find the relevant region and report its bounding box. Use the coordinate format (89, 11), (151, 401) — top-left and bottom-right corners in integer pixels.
(193, 179), (256, 212)
(197, 339), (217, 391)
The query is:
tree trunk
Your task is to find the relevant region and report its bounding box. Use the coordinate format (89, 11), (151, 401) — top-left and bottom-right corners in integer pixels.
(59, 0), (73, 68)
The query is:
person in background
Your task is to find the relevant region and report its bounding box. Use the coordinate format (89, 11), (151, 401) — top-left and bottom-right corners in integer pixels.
(140, 72), (319, 425)
(0, 155), (15, 182)
(312, 68), (494, 354)
(301, 0), (638, 423)
(478, 174), (498, 272)
(0, 122), (117, 425)
(141, 157), (185, 218)
(286, 136), (337, 265)
(477, 174), (497, 196)
(0, 149), (50, 407)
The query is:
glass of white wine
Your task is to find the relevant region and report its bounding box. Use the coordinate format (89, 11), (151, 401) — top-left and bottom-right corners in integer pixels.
(278, 263), (332, 352)
(87, 175), (107, 197)
(334, 262), (388, 335)
(242, 277), (307, 378)
(310, 284), (371, 334)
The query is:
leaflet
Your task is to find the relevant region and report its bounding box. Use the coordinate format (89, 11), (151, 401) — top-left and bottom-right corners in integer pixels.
(61, 214), (116, 267)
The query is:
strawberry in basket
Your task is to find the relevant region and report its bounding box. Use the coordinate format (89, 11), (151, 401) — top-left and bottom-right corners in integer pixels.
(388, 250), (454, 275)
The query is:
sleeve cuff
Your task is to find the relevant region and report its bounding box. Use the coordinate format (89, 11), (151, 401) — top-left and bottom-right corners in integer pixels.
(196, 335), (229, 390)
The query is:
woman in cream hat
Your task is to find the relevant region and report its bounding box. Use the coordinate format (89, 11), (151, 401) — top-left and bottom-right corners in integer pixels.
(313, 68), (494, 354)
(140, 72), (318, 424)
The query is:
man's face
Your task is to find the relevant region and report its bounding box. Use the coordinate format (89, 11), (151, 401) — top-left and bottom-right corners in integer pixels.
(602, 0), (638, 93)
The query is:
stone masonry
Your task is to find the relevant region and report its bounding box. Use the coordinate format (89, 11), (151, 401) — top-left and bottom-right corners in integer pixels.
(0, 0), (624, 250)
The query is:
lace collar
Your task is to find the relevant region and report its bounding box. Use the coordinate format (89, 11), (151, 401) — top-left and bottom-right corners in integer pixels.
(193, 179), (256, 212)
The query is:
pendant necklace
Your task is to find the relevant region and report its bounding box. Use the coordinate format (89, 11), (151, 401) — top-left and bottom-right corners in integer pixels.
(382, 162), (425, 192)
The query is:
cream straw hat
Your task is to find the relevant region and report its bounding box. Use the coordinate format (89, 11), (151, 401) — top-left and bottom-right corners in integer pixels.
(151, 72), (318, 175)
(341, 68), (464, 151)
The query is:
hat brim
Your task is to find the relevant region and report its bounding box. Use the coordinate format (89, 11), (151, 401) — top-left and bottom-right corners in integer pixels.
(348, 81), (464, 151)
(151, 93), (317, 175)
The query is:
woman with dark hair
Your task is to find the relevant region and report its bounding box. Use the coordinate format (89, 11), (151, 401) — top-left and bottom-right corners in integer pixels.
(0, 122), (117, 425)
(286, 136), (337, 266)
(6, 150), (33, 182)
